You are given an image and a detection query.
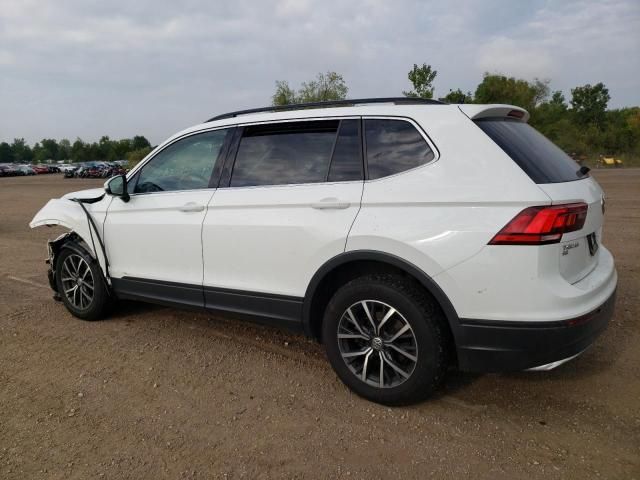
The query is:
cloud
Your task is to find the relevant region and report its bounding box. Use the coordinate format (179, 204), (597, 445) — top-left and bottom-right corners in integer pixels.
(477, 38), (555, 79)
(476, 0), (640, 92)
(0, 0), (638, 145)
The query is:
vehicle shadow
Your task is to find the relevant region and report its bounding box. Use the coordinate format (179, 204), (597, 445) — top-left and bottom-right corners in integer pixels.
(105, 298), (626, 409)
(108, 299), (164, 319)
(106, 299), (326, 359)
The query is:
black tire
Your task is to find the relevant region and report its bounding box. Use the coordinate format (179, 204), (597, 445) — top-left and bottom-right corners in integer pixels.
(55, 244), (111, 321)
(322, 274), (449, 405)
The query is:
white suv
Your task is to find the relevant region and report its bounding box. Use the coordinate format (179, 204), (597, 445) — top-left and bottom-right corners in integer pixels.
(31, 98), (617, 405)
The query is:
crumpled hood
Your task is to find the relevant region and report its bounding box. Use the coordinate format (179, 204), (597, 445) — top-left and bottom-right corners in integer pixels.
(61, 187), (105, 200)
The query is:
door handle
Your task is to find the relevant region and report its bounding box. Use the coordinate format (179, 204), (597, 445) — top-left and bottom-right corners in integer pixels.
(178, 202), (205, 212)
(311, 198), (350, 210)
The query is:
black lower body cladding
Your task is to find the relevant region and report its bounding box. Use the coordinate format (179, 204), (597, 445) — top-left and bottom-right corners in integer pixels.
(455, 290), (616, 372)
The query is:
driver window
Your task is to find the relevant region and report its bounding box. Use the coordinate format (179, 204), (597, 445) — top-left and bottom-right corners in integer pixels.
(134, 129), (230, 193)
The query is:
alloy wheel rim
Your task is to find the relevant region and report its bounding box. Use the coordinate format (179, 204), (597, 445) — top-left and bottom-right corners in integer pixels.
(60, 254), (94, 310)
(337, 300), (418, 388)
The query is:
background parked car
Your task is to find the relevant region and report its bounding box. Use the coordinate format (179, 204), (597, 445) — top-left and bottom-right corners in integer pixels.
(0, 164), (19, 176)
(72, 164), (89, 178)
(64, 167), (78, 178)
(31, 165), (50, 174)
(58, 164), (78, 174)
(79, 163), (103, 178)
(70, 161), (127, 178)
(15, 165), (36, 176)
(103, 162), (127, 177)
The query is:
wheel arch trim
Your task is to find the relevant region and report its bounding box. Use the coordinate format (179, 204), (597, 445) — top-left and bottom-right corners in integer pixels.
(302, 250), (461, 340)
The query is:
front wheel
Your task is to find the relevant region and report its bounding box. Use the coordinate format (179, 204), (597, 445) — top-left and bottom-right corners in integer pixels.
(55, 245), (111, 321)
(322, 274), (449, 405)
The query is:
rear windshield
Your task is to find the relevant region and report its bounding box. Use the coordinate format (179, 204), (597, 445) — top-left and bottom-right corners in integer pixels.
(475, 118), (586, 184)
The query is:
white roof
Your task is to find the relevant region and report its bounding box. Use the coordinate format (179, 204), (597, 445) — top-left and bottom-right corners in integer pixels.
(163, 102), (529, 148)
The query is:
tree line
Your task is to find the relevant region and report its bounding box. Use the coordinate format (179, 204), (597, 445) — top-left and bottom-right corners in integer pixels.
(274, 67), (640, 165)
(0, 135), (152, 165)
(2, 66), (637, 167)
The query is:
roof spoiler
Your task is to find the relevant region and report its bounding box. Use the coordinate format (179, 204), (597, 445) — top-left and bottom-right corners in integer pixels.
(458, 104), (529, 123)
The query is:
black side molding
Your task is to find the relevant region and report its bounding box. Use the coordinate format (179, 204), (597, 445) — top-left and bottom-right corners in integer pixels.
(111, 276), (304, 332)
(112, 277), (204, 310)
(203, 285), (303, 331)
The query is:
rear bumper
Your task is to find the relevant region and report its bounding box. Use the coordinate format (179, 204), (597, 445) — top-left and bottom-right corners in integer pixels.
(455, 289), (616, 372)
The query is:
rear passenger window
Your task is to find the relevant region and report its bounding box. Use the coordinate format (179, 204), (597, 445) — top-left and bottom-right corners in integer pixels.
(231, 121), (338, 187)
(365, 119), (434, 180)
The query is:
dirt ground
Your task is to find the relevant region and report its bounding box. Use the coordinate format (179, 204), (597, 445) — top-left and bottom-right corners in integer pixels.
(0, 171), (638, 479)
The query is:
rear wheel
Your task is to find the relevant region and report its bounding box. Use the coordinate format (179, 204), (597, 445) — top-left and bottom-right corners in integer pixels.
(322, 274), (449, 405)
(55, 245), (110, 321)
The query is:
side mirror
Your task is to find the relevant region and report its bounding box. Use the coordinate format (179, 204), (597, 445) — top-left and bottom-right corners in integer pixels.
(105, 174), (130, 202)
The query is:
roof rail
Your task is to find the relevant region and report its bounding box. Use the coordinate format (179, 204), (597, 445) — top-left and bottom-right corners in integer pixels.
(205, 97), (446, 122)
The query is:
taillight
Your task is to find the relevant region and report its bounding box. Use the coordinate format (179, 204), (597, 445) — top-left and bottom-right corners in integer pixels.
(489, 203), (588, 245)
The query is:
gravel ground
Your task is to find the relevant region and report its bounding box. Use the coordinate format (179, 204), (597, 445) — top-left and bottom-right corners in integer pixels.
(0, 171), (638, 479)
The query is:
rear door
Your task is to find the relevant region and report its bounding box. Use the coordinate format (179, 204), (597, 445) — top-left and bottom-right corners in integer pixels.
(201, 118), (364, 321)
(475, 117), (604, 283)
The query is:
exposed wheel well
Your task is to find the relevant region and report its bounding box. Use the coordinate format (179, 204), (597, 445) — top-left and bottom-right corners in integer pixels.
(50, 232), (110, 291)
(50, 232), (92, 261)
(304, 256), (457, 362)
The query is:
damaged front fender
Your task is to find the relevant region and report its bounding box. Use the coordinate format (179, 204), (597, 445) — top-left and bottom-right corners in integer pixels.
(30, 194), (112, 285)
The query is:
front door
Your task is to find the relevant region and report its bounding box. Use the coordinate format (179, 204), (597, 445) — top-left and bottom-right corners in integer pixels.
(104, 128), (232, 307)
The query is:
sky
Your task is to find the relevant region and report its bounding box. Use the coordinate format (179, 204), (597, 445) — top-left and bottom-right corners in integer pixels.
(1, 0), (639, 146)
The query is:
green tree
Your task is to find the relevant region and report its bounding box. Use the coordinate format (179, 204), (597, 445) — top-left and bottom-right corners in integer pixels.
(114, 138), (132, 159)
(39, 138), (59, 162)
(549, 90), (567, 108)
(86, 142), (101, 161)
(474, 74), (549, 112)
(0, 142), (14, 163)
(570, 82), (610, 128)
(58, 139), (71, 161)
(132, 135), (151, 151)
(272, 71), (348, 106)
(10, 138), (33, 163)
(530, 90), (568, 133)
(98, 135), (116, 161)
(403, 63), (437, 99)
(272, 80), (297, 106)
(443, 88), (473, 103)
(531, 79), (551, 105)
(33, 142), (49, 162)
(599, 107), (640, 154)
(126, 146), (152, 169)
(71, 138), (86, 162)
(297, 71), (348, 103)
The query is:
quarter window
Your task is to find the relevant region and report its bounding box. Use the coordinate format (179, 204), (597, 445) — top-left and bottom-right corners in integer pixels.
(365, 119), (434, 180)
(134, 129), (230, 193)
(230, 121), (339, 187)
(475, 118), (585, 184)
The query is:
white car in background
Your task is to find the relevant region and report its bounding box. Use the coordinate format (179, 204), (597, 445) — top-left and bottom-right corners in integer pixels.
(30, 98), (617, 405)
(58, 164), (78, 173)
